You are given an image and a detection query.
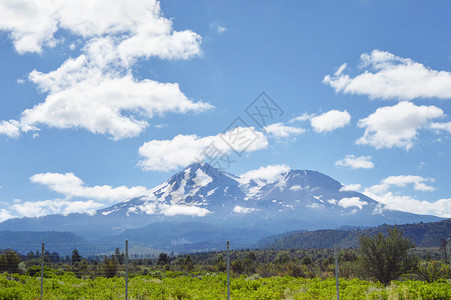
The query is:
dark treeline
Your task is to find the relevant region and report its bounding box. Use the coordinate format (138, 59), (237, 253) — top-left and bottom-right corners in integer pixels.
(258, 219), (451, 249)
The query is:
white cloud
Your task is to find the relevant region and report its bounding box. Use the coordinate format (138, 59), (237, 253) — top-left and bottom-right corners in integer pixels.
(339, 184), (362, 192)
(430, 122), (451, 133)
(335, 155), (374, 169)
(233, 206), (256, 214)
(0, 0), (201, 56)
(11, 199), (103, 218)
(289, 185), (303, 191)
(239, 164), (290, 184)
(136, 202), (157, 215)
(0, 0), (210, 139)
(289, 113), (313, 123)
(310, 110), (351, 133)
(216, 25), (227, 35)
(357, 101), (444, 150)
(381, 175), (435, 192)
(209, 21), (227, 35)
(264, 123), (305, 138)
(307, 203), (323, 209)
(364, 189), (451, 218)
(22, 67), (212, 139)
(0, 0), (58, 54)
(30, 172), (149, 202)
(159, 204), (211, 217)
(138, 127), (268, 171)
(0, 120), (21, 138)
(362, 175), (449, 217)
(338, 197), (368, 209)
(324, 50), (451, 100)
(0, 209), (14, 222)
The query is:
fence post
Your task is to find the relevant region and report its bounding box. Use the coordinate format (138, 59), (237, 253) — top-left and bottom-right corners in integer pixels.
(125, 240), (129, 300)
(227, 241), (230, 300)
(334, 245), (339, 300)
(41, 242), (44, 300)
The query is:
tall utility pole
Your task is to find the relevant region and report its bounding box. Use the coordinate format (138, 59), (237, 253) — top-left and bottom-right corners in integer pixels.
(41, 242), (44, 300)
(227, 241), (230, 300)
(125, 240), (129, 300)
(334, 245), (339, 300)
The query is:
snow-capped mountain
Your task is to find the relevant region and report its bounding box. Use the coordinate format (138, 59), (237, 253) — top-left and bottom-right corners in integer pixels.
(0, 163), (442, 252)
(97, 162), (434, 227)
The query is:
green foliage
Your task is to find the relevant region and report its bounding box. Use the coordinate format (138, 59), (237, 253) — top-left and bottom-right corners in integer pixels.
(71, 249), (81, 265)
(416, 260), (450, 283)
(0, 250), (22, 274)
(101, 257), (118, 278)
(274, 251), (292, 265)
(0, 272), (450, 299)
(260, 219), (451, 249)
(156, 253), (170, 265)
(359, 227), (417, 285)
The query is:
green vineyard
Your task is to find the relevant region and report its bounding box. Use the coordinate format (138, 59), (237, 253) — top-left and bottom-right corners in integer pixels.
(1, 272), (451, 300)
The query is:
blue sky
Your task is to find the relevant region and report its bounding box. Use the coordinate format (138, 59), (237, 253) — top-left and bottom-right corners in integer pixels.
(0, 0), (450, 221)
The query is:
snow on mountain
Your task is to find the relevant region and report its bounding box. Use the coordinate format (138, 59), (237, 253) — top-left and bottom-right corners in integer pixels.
(94, 162), (438, 227)
(0, 162), (442, 249)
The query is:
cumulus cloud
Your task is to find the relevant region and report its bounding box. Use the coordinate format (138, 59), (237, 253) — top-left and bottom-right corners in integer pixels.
(338, 197), (368, 209)
(310, 110), (351, 133)
(239, 164), (290, 184)
(138, 127), (268, 171)
(357, 101), (444, 150)
(324, 50), (451, 100)
(364, 181), (451, 218)
(159, 204), (211, 217)
(289, 185), (303, 191)
(430, 122), (451, 133)
(361, 175), (449, 217)
(264, 123), (305, 138)
(0, 208), (14, 222)
(30, 172), (149, 202)
(233, 206), (256, 214)
(339, 184), (362, 192)
(0, 0), (211, 139)
(335, 155), (374, 169)
(11, 199), (103, 218)
(381, 175), (435, 192)
(22, 64), (211, 139)
(289, 113), (313, 123)
(0, 120), (21, 138)
(0, 0), (201, 56)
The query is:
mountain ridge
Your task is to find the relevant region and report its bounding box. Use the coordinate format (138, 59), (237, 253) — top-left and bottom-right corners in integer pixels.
(0, 163), (443, 251)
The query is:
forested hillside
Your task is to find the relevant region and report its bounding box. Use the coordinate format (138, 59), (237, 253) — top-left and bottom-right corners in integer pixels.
(258, 219), (451, 249)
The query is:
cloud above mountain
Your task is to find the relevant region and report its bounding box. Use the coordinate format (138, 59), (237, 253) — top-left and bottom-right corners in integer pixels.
(138, 127), (268, 171)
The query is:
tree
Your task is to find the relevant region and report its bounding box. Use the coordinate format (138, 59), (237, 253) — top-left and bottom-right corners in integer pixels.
(114, 248), (124, 264)
(71, 249), (82, 265)
(101, 256), (118, 278)
(359, 227), (416, 285)
(274, 251), (292, 265)
(440, 238), (448, 264)
(0, 250), (22, 273)
(157, 253), (170, 265)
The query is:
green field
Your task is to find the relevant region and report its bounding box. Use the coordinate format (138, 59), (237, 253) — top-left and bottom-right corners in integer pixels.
(1, 272), (451, 300)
